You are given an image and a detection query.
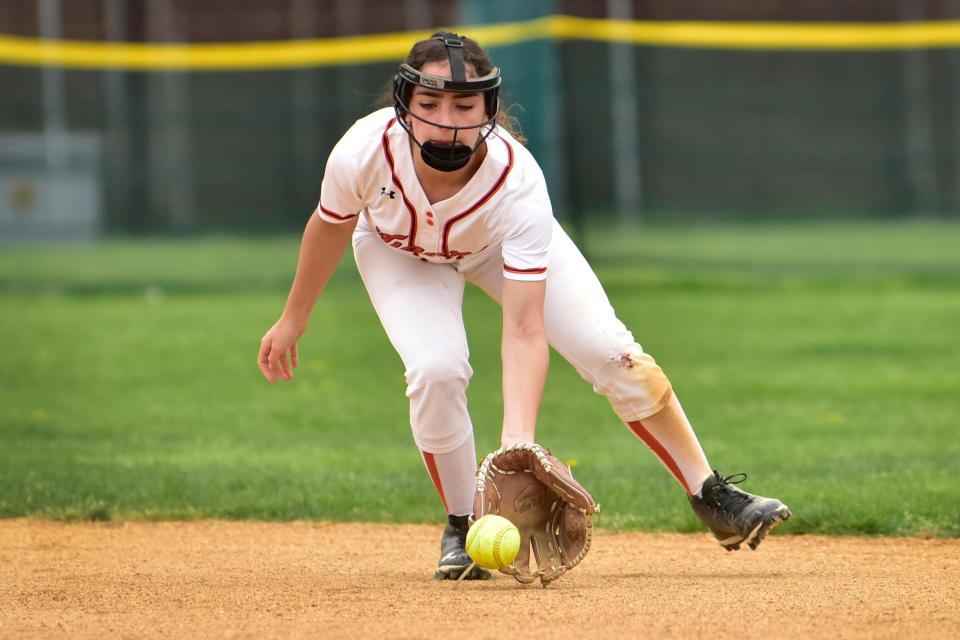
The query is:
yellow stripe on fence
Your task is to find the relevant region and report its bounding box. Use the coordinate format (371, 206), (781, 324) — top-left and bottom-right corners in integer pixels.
(549, 16), (960, 50)
(1, 16), (959, 71)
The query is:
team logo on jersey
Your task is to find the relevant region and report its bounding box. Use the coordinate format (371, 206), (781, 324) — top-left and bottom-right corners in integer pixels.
(380, 187), (396, 199)
(375, 226), (485, 261)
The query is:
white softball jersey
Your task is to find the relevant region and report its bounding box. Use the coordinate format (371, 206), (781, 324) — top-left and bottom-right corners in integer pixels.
(315, 107), (676, 482)
(317, 107), (553, 281)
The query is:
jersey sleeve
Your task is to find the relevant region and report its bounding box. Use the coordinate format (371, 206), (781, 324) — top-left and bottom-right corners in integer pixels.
(501, 168), (553, 282)
(317, 133), (364, 224)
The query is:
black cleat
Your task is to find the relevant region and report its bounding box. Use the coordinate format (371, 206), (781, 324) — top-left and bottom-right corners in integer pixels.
(434, 515), (491, 580)
(689, 471), (792, 551)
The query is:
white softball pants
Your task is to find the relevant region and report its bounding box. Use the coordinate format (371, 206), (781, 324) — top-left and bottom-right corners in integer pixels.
(352, 219), (673, 454)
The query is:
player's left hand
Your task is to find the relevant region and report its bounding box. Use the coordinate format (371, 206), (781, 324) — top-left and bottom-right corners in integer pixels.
(475, 443), (599, 586)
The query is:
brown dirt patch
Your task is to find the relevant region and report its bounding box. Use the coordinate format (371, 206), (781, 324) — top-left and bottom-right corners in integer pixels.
(2, 520), (957, 639)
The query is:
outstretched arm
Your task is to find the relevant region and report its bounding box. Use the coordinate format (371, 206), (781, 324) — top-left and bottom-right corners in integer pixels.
(258, 211), (358, 383)
(500, 278), (548, 447)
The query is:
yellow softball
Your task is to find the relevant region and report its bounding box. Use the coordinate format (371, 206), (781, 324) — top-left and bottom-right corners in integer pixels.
(465, 514), (521, 571)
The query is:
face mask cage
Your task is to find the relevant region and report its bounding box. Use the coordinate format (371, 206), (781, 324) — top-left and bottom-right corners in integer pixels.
(392, 50), (502, 171)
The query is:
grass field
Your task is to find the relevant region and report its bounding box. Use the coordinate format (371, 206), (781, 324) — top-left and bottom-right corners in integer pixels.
(1, 220), (958, 536)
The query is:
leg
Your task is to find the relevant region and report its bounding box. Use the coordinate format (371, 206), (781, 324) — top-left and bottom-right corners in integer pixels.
(465, 222), (791, 550)
(353, 231), (488, 578)
(464, 222), (712, 496)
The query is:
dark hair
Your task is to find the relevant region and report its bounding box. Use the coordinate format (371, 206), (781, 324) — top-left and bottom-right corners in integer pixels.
(377, 31), (526, 145)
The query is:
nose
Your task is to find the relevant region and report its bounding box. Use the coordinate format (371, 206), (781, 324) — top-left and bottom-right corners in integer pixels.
(426, 117), (456, 144)
(431, 102), (458, 130)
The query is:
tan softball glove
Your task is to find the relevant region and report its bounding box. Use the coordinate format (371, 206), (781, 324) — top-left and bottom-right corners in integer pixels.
(474, 443), (599, 587)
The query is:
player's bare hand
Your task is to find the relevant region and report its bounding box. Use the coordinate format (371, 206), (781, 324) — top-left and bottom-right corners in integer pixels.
(258, 317), (305, 383)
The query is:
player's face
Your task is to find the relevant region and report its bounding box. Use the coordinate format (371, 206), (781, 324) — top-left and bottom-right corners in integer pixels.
(407, 61), (487, 150)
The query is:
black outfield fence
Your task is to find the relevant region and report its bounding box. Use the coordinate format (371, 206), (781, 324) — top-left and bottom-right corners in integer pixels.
(1, 0), (958, 237)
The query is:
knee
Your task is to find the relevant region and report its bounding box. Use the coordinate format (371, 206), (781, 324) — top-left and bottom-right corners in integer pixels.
(404, 355), (473, 394)
(593, 343), (673, 420)
(408, 375), (473, 452)
(612, 345), (670, 385)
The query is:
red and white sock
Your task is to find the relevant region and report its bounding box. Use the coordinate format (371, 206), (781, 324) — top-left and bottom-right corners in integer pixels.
(627, 393), (713, 497)
(420, 432), (478, 517)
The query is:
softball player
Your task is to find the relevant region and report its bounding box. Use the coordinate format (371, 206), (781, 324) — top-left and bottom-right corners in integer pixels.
(258, 32), (791, 580)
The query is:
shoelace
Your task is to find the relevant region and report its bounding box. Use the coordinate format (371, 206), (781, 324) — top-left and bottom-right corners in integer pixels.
(718, 472), (747, 485)
(709, 472), (755, 511)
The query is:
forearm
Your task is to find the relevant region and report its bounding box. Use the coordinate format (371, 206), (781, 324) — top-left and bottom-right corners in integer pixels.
(501, 326), (549, 446)
(282, 211), (357, 326)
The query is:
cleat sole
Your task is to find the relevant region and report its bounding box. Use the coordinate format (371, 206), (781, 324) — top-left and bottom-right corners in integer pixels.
(746, 505), (792, 551)
(718, 532), (745, 551)
(714, 504), (792, 552)
(435, 565), (491, 581)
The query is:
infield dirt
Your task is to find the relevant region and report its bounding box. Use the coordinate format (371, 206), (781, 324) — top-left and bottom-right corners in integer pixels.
(2, 520), (956, 639)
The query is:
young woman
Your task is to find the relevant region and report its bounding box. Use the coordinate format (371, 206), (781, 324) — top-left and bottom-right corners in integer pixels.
(258, 32), (791, 580)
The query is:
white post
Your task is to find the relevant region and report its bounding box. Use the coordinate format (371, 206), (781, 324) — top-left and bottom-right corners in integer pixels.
(102, 0), (128, 225)
(538, 30), (566, 223)
(952, 0), (960, 213)
(607, 0), (643, 227)
(289, 0), (319, 214)
(901, 0), (938, 215)
(149, 0), (194, 230)
(38, 0), (68, 180)
(335, 0), (361, 121)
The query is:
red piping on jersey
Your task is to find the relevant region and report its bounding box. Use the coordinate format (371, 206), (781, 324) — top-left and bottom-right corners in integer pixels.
(421, 452), (448, 512)
(627, 420), (692, 495)
(504, 264), (547, 275)
(318, 204), (357, 221)
(381, 118), (418, 250)
(440, 136), (514, 258)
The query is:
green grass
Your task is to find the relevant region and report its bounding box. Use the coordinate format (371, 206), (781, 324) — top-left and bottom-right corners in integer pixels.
(1, 220), (958, 535)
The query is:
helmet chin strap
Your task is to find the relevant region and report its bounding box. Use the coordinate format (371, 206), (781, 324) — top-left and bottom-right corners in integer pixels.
(420, 138), (473, 172)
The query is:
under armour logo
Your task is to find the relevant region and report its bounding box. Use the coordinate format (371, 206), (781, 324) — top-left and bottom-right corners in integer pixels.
(380, 187), (396, 199)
